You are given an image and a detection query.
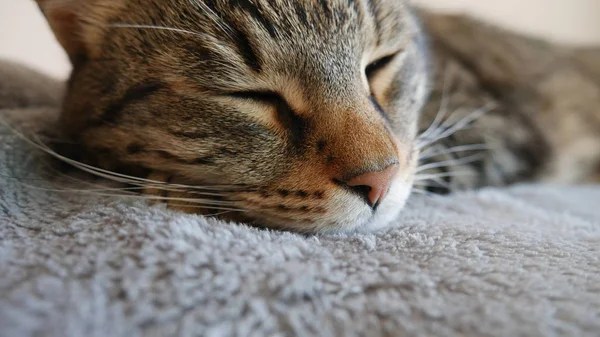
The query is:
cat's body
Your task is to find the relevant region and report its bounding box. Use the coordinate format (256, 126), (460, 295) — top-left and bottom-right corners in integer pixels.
(420, 12), (600, 190)
(9, 0), (599, 233)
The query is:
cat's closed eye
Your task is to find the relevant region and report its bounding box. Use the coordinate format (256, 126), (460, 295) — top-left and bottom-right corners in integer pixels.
(228, 91), (282, 105)
(365, 52), (400, 115)
(228, 91), (305, 141)
(365, 53), (398, 80)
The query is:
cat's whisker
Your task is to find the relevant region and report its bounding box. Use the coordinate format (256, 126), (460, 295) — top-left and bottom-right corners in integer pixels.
(410, 188), (439, 197)
(35, 135), (78, 145)
(418, 65), (454, 141)
(14, 181), (245, 208)
(419, 143), (490, 161)
(47, 157), (252, 202)
(43, 162), (245, 199)
(412, 177), (449, 188)
(27, 156), (113, 184)
(427, 177), (452, 189)
(418, 107), (467, 144)
(417, 146), (442, 160)
(202, 210), (234, 217)
(419, 103), (496, 149)
(28, 136), (248, 192)
(416, 153), (486, 173)
(0, 172), (61, 183)
(0, 117), (253, 195)
(412, 183), (437, 190)
(158, 204), (247, 214)
(417, 107), (466, 149)
(192, 208), (249, 217)
(24, 132), (168, 184)
(413, 177), (451, 191)
(188, 0), (235, 39)
(9, 158), (248, 209)
(414, 171), (475, 181)
(418, 97), (492, 150)
(107, 23), (206, 38)
(412, 183), (428, 187)
(41, 159), (131, 189)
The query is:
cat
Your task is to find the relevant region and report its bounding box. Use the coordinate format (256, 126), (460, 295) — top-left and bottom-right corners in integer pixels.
(28, 0), (600, 233)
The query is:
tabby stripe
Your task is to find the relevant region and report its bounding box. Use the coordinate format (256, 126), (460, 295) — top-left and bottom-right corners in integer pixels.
(268, 96), (308, 151)
(293, 2), (309, 27)
(202, 0), (264, 72)
(351, 0), (366, 25)
(98, 81), (164, 125)
(126, 143), (143, 154)
(347, 0), (359, 14)
(127, 144), (215, 166)
(318, 0), (332, 18)
(154, 149), (216, 165)
(365, 0), (382, 45)
(229, 25), (263, 73)
(235, 0), (278, 38)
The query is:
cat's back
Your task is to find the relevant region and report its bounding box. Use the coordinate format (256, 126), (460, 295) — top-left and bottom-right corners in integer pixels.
(0, 59), (63, 110)
(418, 11), (600, 184)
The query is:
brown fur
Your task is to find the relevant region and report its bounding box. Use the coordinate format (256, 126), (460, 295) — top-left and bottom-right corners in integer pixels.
(32, 0), (600, 232)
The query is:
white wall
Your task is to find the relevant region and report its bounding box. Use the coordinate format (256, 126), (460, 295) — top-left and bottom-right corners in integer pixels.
(1, 0), (599, 79)
(413, 0), (600, 46)
(0, 0), (70, 79)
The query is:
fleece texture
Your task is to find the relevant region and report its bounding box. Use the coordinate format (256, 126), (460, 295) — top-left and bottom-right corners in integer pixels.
(1, 61), (600, 337)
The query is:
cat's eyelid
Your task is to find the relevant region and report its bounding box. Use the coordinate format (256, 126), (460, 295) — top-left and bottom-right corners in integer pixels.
(227, 90), (283, 103)
(365, 50), (402, 78)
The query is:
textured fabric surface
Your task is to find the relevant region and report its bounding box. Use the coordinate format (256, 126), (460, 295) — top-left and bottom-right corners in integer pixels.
(1, 62), (600, 337)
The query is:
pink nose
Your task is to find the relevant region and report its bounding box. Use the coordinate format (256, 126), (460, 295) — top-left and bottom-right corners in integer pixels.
(345, 164), (399, 207)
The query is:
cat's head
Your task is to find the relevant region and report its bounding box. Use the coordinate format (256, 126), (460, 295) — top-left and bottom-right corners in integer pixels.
(38, 0), (429, 233)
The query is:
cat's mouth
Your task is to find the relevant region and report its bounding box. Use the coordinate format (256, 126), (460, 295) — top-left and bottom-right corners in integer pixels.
(221, 175), (414, 234)
(207, 147), (419, 234)
(44, 129), (417, 234)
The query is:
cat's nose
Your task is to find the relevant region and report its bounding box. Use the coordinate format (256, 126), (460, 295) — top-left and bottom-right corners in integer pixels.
(344, 164), (399, 207)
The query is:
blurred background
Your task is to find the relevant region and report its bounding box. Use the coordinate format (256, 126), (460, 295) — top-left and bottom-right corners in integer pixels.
(1, 0), (600, 79)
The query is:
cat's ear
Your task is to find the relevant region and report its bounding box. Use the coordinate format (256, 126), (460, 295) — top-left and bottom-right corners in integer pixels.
(36, 0), (90, 62)
(36, 0), (124, 64)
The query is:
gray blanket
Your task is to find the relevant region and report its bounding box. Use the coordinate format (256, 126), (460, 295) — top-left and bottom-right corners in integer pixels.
(1, 61), (600, 337)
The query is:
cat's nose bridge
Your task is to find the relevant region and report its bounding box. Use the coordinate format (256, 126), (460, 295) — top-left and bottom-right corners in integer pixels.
(314, 108), (402, 183)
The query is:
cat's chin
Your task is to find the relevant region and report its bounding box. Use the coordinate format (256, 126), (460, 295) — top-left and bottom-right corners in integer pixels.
(353, 180), (413, 234)
(313, 150), (418, 234)
(234, 177), (413, 234)
(240, 150), (419, 234)
(317, 178), (413, 234)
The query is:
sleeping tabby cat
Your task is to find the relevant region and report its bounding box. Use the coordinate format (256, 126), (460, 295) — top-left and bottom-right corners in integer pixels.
(32, 0), (600, 233)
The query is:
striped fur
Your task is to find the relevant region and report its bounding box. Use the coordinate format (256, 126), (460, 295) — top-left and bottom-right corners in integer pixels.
(34, 0), (600, 232)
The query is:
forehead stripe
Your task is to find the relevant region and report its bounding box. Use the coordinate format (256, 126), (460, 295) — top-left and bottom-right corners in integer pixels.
(234, 0), (278, 38)
(229, 25), (263, 73)
(365, 0), (382, 45)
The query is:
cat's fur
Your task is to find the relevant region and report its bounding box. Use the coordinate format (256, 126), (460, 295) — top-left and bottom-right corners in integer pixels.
(27, 0), (600, 233)
(420, 12), (600, 189)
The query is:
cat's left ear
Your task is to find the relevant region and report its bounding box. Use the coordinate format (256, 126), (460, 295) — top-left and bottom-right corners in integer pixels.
(35, 0), (120, 64)
(36, 0), (89, 62)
